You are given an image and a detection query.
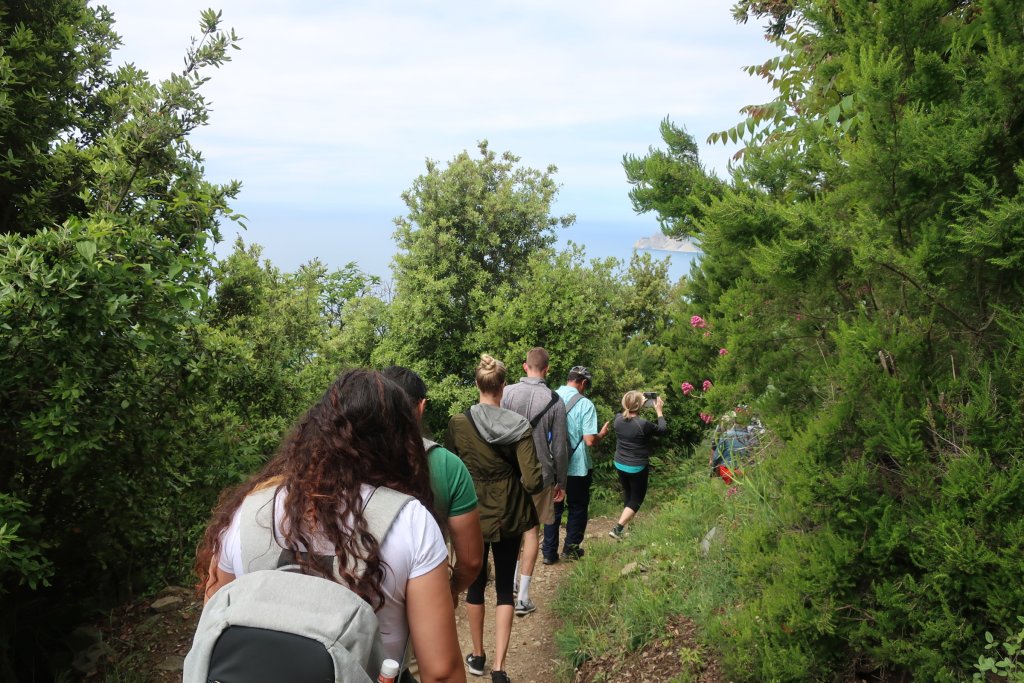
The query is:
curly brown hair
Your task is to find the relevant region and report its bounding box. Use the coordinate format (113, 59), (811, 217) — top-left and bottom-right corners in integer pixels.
(194, 369), (436, 609)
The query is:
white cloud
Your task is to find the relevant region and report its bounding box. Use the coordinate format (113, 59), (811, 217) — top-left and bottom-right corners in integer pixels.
(101, 0), (777, 271)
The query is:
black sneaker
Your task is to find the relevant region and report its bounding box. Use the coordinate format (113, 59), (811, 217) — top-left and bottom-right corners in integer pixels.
(561, 545), (585, 561)
(541, 553), (559, 565)
(491, 671), (511, 683)
(466, 653), (486, 676)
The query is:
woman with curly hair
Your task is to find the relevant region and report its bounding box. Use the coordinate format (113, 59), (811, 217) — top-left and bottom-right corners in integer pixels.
(194, 369), (465, 683)
(444, 354), (543, 683)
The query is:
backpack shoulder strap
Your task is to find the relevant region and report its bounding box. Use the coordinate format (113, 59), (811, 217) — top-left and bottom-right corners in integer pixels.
(563, 394), (587, 455)
(564, 392), (584, 415)
(364, 488), (411, 675)
(529, 390), (560, 429)
(362, 486), (413, 546)
(240, 485), (286, 573)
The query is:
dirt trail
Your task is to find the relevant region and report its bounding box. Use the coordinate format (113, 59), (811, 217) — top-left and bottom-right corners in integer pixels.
(455, 516), (617, 683)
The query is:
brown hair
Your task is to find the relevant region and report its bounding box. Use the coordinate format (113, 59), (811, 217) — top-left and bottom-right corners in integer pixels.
(525, 347), (549, 371)
(621, 390), (645, 419)
(194, 369), (435, 608)
(475, 353), (506, 395)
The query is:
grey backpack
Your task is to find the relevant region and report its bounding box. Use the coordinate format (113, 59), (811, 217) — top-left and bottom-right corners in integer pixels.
(183, 485), (412, 683)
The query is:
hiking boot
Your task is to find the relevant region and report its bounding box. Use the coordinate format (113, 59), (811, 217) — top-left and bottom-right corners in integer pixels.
(541, 553), (559, 565)
(466, 653), (486, 676)
(609, 525), (625, 540)
(560, 545), (584, 561)
(514, 598), (536, 616)
(491, 671), (511, 683)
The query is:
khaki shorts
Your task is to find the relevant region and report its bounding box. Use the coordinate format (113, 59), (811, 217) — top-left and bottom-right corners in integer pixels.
(532, 485), (556, 526)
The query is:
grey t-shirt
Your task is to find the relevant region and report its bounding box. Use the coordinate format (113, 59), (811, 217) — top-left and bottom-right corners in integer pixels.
(612, 413), (667, 468)
(502, 377), (568, 488)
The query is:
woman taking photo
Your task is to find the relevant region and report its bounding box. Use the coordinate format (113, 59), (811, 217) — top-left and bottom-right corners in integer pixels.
(609, 391), (667, 540)
(192, 369), (465, 683)
(444, 354), (543, 683)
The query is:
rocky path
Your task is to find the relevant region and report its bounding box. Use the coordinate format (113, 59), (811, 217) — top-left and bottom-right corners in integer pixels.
(455, 516), (618, 683)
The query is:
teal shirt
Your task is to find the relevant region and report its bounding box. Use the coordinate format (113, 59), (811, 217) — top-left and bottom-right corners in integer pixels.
(556, 385), (598, 476)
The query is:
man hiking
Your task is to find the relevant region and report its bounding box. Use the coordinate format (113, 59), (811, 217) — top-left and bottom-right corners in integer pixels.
(501, 347), (567, 615)
(547, 365), (609, 562)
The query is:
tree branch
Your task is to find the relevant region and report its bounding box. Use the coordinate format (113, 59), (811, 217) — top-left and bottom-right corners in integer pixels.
(870, 259), (994, 333)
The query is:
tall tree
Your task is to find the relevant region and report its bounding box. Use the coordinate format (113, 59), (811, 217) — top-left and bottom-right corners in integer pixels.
(633, 0), (1024, 679)
(623, 117), (725, 239)
(376, 142), (574, 410)
(0, 5), (240, 677)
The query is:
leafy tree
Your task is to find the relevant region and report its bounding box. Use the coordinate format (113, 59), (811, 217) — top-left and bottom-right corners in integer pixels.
(206, 240), (382, 424)
(0, 0), (121, 234)
(0, 5), (241, 677)
(633, 0), (1024, 678)
(331, 293), (390, 368)
(376, 141), (574, 416)
(616, 251), (673, 341)
(623, 118), (725, 238)
(473, 245), (622, 379)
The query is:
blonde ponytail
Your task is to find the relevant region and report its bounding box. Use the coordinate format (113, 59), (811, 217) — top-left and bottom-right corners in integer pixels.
(621, 390), (645, 419)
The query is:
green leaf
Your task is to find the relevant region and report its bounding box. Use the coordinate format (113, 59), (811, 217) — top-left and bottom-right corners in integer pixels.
(75, 240), (96, 262)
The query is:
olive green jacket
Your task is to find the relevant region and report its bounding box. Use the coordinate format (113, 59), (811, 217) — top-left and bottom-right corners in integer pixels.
(444, 406), (543, 542)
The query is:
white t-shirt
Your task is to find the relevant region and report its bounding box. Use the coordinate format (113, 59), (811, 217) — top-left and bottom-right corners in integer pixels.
(218, 484), (448, 662)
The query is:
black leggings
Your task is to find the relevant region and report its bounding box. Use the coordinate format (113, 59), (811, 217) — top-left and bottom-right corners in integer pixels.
(466, 535), (522, 607)
(617, 466), (650, 513)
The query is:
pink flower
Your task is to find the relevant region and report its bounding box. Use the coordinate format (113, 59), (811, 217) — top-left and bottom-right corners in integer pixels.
(702, 380), (713, 392)
(703, 331), (712, 338)
(727, 486), (739, 496)
(718, 348), (728, 356)
(699, 412), (714, 424)
(690, 315), (707, 329)
(796, 313), (802, 321)
(681, 382), (695, 396)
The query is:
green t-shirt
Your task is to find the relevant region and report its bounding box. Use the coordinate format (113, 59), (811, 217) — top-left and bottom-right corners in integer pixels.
(428, 444), (478, 517)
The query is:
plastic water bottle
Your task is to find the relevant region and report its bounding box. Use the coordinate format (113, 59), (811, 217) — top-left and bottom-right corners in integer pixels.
(378, 659), (401, 683)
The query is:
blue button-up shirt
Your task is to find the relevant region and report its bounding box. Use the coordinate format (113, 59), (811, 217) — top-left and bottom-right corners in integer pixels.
(556, 385), (598, 475)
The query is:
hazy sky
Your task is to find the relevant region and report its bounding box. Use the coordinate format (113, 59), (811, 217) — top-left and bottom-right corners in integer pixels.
(99, 1), (776, 280)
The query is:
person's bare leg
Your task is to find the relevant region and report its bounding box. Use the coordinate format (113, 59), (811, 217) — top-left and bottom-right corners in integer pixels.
(518, 526), (538, 603)
(617, 507), (636, 527)
(468, 603), (485, 658)
(493, 604), (515, 672)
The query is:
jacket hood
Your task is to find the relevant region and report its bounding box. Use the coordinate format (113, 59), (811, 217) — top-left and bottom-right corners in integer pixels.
(469, 403), (531, 445)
